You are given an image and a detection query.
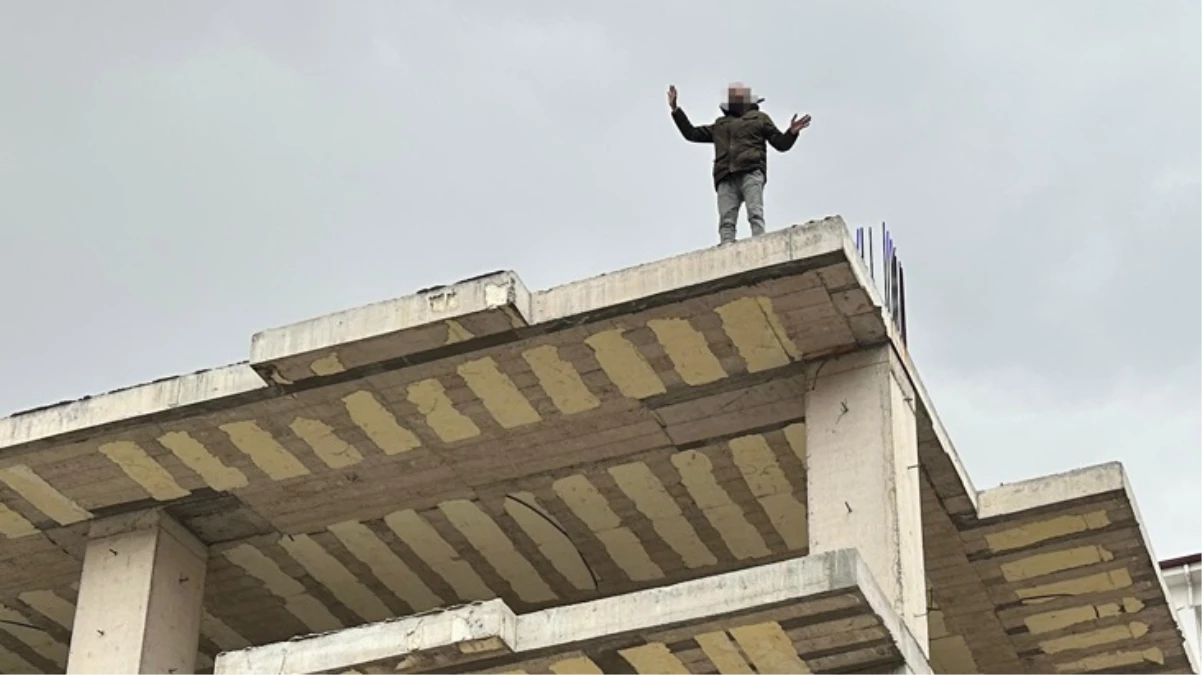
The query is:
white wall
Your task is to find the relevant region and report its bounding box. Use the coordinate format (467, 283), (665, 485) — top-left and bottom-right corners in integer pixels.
(1162, 558), (1201, 668)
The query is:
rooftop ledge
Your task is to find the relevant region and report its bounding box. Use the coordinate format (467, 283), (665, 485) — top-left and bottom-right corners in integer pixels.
(0, 218), (875, 427)
(0, 214), (976, 506)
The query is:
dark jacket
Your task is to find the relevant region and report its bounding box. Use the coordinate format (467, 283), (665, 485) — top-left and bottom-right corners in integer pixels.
(672, 100), (798, 189)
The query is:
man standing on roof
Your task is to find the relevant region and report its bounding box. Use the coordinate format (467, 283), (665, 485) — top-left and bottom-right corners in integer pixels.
(669, 82), (811, 245)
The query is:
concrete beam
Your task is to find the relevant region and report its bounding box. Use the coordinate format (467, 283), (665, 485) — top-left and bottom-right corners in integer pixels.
(805, 347), (929, 652)
(514, 546), (864, 652)
(250, 271), (532, 385)
(0, 363), (265, 454)
(214, 549), (931, 675)
(67, 511), (208, 674)
(214, 599), (517, 675)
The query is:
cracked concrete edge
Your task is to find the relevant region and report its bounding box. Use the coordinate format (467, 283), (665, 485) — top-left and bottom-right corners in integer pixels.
(213, 550), (922, 675)
(213, 599), (517, 675)
(249, 270), (533, 368)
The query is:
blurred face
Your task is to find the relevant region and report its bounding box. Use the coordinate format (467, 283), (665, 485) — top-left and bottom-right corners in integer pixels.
(728, 85), (751, 106)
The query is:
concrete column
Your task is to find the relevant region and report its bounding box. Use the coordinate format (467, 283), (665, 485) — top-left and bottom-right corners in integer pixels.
(805, 346), (928, 653)
(67, 510), (207, 674)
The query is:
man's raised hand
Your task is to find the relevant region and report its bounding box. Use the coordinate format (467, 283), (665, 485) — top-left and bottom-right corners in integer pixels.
(668, 85), (678, 111)
(789, 113), (811, 134)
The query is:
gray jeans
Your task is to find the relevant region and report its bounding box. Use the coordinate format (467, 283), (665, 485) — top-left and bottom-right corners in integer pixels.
(716, 169), (765, 243)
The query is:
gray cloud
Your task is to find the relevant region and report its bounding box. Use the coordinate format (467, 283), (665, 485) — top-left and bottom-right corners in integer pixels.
(1, 0), (1198, 556)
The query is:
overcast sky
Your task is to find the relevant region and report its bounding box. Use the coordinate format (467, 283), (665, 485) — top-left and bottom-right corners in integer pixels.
(1, 1), (1198, 557)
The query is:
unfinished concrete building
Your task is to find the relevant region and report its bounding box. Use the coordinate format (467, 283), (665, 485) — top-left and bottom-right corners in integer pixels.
(0, 217), (1195, 674)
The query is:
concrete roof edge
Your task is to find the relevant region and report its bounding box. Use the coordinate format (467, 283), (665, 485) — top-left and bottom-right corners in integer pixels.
(529, 215), (849, 323)
(0, 363), (266, 453)
(0, 216), (854, 453)
(975, 461), (1125, 520)
(249, 270), (532, 367)
(245, 215), (851, 372)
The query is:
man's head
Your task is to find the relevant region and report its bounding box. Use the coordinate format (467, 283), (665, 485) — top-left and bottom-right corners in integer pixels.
(727, 81), (752, 106)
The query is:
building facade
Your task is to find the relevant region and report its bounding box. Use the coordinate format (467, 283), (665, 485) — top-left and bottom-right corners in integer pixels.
(0, 217), (1195, 674)
(1163, 554), (1202, 667)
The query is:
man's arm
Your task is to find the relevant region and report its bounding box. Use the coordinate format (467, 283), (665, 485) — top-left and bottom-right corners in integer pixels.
(762, 115), (799, 152)
(672, 107), (714, 143)
(667, 85), (713, 143)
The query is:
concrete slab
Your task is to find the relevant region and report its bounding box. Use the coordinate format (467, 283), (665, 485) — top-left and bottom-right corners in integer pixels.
(952, 463), (1197, 674)
(213, 549), (930, 675)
